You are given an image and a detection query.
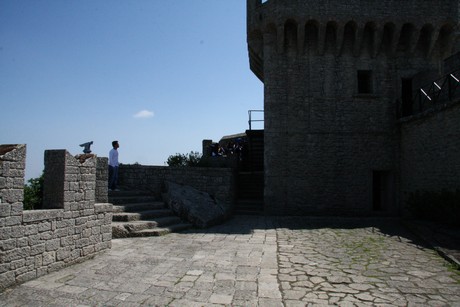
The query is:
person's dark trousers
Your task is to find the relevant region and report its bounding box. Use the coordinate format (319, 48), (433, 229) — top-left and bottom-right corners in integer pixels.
(108, 166), (119, 190)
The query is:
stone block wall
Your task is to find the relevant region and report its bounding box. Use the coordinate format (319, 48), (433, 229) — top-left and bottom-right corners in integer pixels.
(247, 0), (459, 215)
(118, 165), (235, 204)
(0, 145), (112, 290)
(400, 100), (460, 206)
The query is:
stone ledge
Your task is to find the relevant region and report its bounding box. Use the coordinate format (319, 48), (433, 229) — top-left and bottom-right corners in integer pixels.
(22, 210), (63, 223)
(94, 203), (113, 213)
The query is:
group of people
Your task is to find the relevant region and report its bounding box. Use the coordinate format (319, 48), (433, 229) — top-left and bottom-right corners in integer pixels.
(108, 137), (248, 190)
(210, 138), (246, 160)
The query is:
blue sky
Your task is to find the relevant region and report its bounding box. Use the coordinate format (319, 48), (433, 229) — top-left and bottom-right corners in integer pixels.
(0, 0), (263, 180)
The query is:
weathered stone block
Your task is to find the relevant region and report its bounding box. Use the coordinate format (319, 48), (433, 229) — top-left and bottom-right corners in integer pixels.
(16, 237), (27, 248)
(10, 204), (22, 216)
(91, 227), (101, 235)
(76, 238), (89, 248)
(94, 203), (112, 213)
(163, 181), (232, 228)
(5, 216), (21, 226)
(10, 225), (25, 238)
(0, 271), (15, 289)
(81, 229), (92, 239)
(34, 255), (42, 267)
(10, 259), (25, 270)
(101, 224), (111, 234)
(96, 241), (111, 251)
(102, 233), (112, 242)
(47, 261), (65, 273)
(0, 239), (16, 252)
(42, 251), (55, 266)
(0, 204), (11, 217)
(82, 209), (94, 216)
(39, 231), (52, 240)
(45, 239), (60, 252)
(82, 245), (95, 256)
(38, 222), (51, 232)
(3, 246), (30, 263)
(24, 224), (38, 236)
(56, 247), (71, 261)
(36, 267), (48, 277)
(15, 271), (37, 284)
(0, 263), (9, 274)
(27, 234), (41, 246)
(0, 177), (6, 189)
(30, 244), (46, 256)
(22, 210), (62, 223)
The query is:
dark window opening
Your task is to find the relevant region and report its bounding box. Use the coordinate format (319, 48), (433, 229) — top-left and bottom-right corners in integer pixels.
(372, 170), (394, 211)
(401, 78), (413, 116)
(358, 70), (373, 94)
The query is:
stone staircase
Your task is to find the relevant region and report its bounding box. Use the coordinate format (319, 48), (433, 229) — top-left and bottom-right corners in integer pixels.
(109, 190), (192, 238)
(234, 129), (264, 215)
(235, 171), (264, 215)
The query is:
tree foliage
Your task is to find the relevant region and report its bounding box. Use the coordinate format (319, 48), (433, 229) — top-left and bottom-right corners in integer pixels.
(166, 151), (202, 167)
(23, 173), (44, 210)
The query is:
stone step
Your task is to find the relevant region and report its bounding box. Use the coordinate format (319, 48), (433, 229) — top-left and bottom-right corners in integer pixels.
(110, 189), (193, 238)
(112, 216), (190, 238)
(112, 201), (165, 213)
(113, 216), (183, 231)
(234, 200), (264, 215)
(128, 223), (193, 237)
(112, 209), (174, 222)
(109, 195), (157, 205)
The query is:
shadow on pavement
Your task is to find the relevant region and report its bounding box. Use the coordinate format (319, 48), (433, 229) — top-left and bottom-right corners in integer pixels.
(182, 215), (460, 267)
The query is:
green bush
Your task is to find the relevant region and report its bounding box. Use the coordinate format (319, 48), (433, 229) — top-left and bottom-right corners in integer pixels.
(23, 173), (44, 210)
(166, 151), (202, 167)
(407, 189), (460, 227)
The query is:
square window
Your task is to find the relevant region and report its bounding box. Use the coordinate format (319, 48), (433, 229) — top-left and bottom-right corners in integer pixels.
(358, 70), (373, 94)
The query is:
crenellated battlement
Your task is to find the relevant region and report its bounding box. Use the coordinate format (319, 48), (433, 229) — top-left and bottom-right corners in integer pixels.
(0, 144), (112, 290)
(248, 0), (460, 81)
(246, 0), (460, 215)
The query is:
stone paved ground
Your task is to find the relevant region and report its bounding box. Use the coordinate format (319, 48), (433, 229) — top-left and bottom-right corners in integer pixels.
(0, 216), (459, 306)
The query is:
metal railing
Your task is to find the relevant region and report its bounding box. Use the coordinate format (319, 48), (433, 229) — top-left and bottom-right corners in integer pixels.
(403, 68), (460, 117)
(248, 110), (264, 130)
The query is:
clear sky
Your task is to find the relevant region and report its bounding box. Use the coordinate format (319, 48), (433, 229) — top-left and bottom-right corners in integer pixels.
(0, 0), (264, 180)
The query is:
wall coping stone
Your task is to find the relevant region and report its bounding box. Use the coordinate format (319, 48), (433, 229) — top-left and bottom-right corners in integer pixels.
(22, 210), (63, 223)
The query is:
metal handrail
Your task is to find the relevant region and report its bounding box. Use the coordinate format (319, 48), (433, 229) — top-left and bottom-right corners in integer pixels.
(248, 110), (264, 130)
(407, 68), (460, 117)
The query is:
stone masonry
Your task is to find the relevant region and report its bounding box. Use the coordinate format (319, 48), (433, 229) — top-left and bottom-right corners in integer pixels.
(0, 144), (112, 290)
(118, 164), (235, 204)
(400, 102), (460, 204)
(247, 0), (460, 215)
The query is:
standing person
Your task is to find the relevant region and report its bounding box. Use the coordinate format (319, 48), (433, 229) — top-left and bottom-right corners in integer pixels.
(108, 140), (120, 191)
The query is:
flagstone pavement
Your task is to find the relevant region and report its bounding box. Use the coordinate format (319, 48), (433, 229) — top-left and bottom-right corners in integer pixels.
(1, 216), (459, 306)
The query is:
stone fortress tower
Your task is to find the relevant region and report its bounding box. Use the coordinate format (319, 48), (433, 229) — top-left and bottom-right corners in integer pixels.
(247, 0), (460, 215)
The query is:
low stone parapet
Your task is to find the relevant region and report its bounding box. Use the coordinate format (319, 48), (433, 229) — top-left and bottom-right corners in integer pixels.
(118, 164), (235, 204)
(0, 144), (112, 290)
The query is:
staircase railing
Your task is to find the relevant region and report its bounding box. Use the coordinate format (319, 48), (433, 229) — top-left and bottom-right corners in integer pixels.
(402, 68), (460, 117)
(248, 110), (264, 130)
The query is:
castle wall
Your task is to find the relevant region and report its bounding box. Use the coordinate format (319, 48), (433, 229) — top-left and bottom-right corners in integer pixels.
(248, 0), (459, 215)
(263, 52), (403, 214)
(0, 145), (112, 290)
(400, 101), (460, 206)
(118, 165), (235, 204)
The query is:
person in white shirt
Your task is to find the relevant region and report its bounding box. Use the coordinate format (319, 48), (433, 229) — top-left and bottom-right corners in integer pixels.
(108, 140), (120, 191)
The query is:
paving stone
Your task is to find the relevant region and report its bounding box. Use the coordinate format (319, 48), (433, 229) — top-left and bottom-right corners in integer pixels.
(0, 217), (459, 306)
(208, 293), (233, 304)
